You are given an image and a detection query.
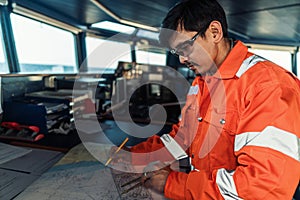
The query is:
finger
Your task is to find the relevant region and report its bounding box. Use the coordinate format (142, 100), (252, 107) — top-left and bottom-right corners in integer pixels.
(110, 158), (127, 166)
(140, 171), (150, 183)
(145, 170), (170, 193)
(143, 176), (152, 188)
(162, 165), (172, 172)
(109, 146), (126, 156)
(110, 145), (130, 153)
(142, 173), (164, 191)
(109, 146), (118, 156)
(141, 171), (160, 185)
(122, 146), (130, 151)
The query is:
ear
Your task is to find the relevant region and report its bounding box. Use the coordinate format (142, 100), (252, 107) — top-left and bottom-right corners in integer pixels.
(208, 21), (223, 43)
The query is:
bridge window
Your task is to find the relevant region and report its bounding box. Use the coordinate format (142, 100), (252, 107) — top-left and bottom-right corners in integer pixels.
(10, 13), (77, 73)
(249, 48), (292, 72)
(135, 47), (166, 66)
(85, 36), (132, 73)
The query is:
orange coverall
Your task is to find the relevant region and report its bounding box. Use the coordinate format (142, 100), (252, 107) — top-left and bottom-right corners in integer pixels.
(130, 41), (300, 199)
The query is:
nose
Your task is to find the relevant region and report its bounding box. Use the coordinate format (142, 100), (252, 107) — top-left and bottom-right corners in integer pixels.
(179, 55), (189, 64)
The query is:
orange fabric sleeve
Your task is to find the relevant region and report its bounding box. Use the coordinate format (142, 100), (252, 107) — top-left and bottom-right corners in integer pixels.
(232, 68), (300, 199)
(130, 122), (180, 165)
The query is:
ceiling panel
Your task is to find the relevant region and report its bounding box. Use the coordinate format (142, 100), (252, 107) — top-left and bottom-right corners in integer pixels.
(97, 0), (178, 27)
(227, 4), (300, 45)
(13, 0), (115, 25)
(11, 0), (300, 46)
(219, 0), (300, 15)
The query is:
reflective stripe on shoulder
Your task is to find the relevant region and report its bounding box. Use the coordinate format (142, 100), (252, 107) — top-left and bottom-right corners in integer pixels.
(235, 55), (266, 78)
(188, 85), (199, 95)
(216, 169), (243, 200)
(235, 126), (299, 161)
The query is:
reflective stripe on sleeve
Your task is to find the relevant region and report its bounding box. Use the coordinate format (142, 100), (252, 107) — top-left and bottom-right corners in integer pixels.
(216, 169), (243, 200)
(235, 126), (299, 161)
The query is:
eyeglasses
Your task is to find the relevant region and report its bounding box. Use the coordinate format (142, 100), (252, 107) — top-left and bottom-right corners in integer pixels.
(170, 31), (201, 57)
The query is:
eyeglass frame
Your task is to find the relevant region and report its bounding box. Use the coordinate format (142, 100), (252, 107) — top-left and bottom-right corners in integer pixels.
(170, 31), (201, 57)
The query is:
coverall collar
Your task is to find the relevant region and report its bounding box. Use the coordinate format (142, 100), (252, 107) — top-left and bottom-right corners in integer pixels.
(213, 40), (249, 79)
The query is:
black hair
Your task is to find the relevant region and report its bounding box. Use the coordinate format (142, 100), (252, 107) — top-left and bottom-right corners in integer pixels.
(159, 0), (228, 47)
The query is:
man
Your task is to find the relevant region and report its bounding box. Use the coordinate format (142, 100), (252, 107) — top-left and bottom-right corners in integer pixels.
(111, 0), (300, 199)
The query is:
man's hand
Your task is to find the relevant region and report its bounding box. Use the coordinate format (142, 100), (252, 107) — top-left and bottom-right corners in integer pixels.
(108, 145), (131, 165)
(141, 163), (172, 194)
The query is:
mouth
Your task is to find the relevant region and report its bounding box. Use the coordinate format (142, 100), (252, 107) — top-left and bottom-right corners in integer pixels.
(184, 61), (197, 71)
(184, 61), (202, 76)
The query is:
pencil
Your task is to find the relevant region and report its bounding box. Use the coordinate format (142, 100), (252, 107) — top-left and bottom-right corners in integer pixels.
(105, 137), (129, 166)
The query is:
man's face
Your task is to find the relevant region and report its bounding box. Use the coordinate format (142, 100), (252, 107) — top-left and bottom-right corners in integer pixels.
(169, 30), (216, 76)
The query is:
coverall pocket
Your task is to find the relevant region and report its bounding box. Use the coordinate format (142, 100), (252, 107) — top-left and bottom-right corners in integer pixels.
(203, 107), (238, 136)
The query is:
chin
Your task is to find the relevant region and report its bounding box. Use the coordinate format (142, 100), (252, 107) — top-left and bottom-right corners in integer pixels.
(192, 66), (202, 74)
